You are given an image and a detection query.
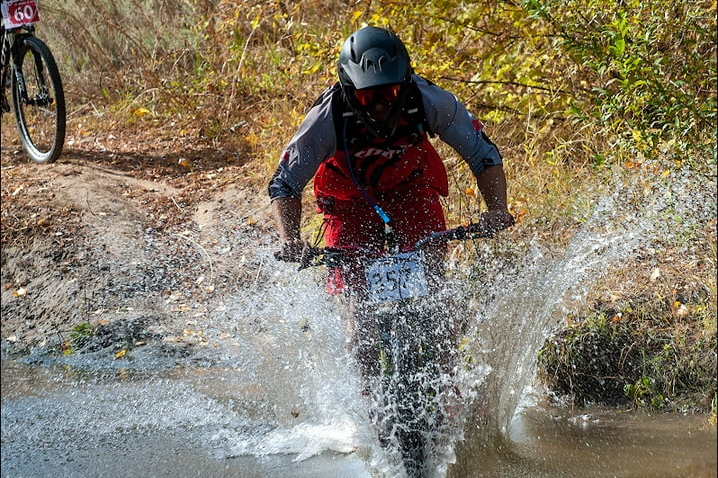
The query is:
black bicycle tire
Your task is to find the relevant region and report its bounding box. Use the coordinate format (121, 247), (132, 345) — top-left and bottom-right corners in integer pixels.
(11, 35), (66, 163)
(379, 307), (433, 476)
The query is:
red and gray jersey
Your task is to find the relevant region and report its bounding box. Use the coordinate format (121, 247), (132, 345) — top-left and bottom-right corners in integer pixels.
(268, 75), (503, 200)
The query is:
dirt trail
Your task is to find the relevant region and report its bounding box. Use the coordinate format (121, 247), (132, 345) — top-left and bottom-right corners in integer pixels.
(1, 134), (276, 360)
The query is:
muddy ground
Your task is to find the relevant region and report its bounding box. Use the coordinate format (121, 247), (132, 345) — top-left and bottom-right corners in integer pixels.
(1, 126), (279, 362)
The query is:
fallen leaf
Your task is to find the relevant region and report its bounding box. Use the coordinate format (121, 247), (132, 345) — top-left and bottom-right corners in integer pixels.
(675, 304), (689, 318)
(115, 349), (127, 359)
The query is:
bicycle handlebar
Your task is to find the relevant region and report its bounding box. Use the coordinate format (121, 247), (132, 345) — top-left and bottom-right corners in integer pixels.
(297, 221), (495, 270)
(412, 221), (493, 249)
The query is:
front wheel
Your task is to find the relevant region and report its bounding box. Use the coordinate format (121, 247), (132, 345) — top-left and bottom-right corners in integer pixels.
(11, 36), (66, 163)
(377, 304), (441, 477)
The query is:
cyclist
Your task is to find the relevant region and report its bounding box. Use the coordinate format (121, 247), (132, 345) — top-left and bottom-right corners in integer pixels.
(269, 26), (514, 384)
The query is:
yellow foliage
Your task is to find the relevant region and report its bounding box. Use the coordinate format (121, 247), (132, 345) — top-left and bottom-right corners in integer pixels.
(132, 108), (151, 118)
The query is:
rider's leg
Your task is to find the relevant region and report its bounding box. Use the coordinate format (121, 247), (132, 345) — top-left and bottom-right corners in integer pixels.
(319, 199), (384, 391)
(345, 295), (380, 386)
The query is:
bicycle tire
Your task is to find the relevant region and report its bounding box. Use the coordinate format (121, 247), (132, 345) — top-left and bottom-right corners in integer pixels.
(378, 305), (438, 477)
(11, 35), (65, 163)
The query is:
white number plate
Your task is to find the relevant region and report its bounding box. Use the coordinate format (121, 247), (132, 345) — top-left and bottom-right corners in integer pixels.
(364, 251), (428, 303)
(1, 0), (39, 29)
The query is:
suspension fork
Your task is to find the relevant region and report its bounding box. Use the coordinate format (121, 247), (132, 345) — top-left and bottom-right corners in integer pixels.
(11, 39), (27, 102)
(1, 31), (11, 88)
(8, 31), (36, 104)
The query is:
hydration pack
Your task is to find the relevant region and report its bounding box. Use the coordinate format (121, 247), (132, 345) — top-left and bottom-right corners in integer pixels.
(313, 79), (448, 203)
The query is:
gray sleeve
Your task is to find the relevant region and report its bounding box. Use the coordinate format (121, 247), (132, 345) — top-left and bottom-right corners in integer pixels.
(417, 77), (503, 176)
(268, 93), (337, 200)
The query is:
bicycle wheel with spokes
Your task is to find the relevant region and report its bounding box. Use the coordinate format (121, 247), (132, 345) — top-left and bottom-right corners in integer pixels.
(11, 35), (65, 163)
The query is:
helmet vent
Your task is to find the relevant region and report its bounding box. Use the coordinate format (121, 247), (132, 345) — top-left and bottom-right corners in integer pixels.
(339, 26), (410, 89)
(350, 38), (358, 62)
(364, 56), (386, 73)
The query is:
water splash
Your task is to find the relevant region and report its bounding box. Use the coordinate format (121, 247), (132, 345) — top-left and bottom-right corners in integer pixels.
(4, 161), (712, 477)
(199, 160), (717, 476)
(451, 161), (717, 471)
(196, 257), (376, 461)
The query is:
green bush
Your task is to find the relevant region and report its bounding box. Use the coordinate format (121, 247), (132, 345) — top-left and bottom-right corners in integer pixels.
(538, 313), (717, 411)
(522, 0), (717, 167)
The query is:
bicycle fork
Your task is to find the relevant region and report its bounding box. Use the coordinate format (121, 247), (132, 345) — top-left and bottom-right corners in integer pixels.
(1, 34), (10, 112)
(6, 33), (48, 107)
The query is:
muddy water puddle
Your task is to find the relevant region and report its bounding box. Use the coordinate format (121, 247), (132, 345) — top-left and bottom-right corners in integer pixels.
(455, 401), (717, 478)
(2, 360), (715, 478)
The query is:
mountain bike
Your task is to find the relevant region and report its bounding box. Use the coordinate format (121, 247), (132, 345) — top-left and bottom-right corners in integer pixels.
(1, 0), (65, 163)
(295, 222), (493, 476)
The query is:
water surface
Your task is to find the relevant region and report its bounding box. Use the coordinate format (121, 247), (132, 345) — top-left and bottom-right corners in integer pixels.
(2, 360), (715, 478)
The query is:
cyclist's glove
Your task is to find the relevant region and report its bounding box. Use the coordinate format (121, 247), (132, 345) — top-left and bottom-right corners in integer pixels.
(274, 238), (307, 263)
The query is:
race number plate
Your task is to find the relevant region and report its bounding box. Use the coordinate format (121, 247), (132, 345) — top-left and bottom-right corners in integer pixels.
(365, 251), (428, 303)
(1, 0), (39, 29)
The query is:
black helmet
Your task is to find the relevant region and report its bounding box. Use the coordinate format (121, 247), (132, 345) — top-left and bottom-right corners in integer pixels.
(338, 26), (413, 138)
(338, 26), (411, 90)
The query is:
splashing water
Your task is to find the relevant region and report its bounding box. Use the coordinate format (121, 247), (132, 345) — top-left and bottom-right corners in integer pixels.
(2, 162), (713, 478)
(198, 161), (715, 476)
(200, 261), (365, 453)
(450, 162), (716, 470)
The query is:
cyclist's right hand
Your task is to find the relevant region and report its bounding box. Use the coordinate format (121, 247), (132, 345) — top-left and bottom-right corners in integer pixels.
(479, 209), (515, 236)
(274, 238), (307, 262)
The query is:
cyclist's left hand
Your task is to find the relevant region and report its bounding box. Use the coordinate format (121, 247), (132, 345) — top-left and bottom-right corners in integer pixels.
(480, 209), (515, 235)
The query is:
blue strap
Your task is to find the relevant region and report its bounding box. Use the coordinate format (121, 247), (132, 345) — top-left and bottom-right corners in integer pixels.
(343, 116), (391, 224)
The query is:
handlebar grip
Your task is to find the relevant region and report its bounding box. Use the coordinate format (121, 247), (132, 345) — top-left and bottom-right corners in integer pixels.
(467, 221), (493, 238)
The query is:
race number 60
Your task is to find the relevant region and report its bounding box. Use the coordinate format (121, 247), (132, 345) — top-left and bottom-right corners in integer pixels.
(2, 0), (40, 28)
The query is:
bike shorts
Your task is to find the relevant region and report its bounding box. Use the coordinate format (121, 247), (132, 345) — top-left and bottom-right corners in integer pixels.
(319, 184), (446, 295)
